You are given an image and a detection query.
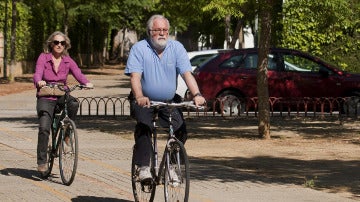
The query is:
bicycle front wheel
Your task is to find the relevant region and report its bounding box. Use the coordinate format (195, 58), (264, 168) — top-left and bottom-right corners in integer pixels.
(164, 139), (190, 202)
(59, 119), (78, 186)
(131, 144), (156, 202)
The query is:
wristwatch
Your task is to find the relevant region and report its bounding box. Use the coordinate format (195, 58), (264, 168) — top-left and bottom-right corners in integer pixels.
(194, 92), (202, 97)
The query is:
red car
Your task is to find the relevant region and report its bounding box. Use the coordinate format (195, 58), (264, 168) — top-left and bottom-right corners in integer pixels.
(193, 48), (360, 114)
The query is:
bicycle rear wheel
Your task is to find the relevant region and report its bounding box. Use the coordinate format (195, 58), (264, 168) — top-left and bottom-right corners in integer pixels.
(59, 119), (78, 186)
(131, 144), (156, 202)
(164, 139), (190, 202)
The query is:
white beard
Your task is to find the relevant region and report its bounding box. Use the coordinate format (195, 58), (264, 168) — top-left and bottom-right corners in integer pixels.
(151, 38), (167, 50)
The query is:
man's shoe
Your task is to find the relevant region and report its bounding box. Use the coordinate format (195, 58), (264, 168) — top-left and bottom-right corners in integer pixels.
(169, 167), (180, 187)
(37, 164), (48, 173)
(139, 166), (152, 183)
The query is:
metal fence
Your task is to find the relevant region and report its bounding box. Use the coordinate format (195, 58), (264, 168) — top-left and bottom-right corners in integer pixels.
(76, 96), (360, 118)
(77, 97), (131, 116)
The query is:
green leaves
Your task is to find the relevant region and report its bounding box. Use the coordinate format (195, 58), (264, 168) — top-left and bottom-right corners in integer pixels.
(281, 0), (360, 72)
(202, 0), (247, 19)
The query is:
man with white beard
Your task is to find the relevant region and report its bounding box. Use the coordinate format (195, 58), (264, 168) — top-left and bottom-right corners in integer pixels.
(125, 14), (206, 182)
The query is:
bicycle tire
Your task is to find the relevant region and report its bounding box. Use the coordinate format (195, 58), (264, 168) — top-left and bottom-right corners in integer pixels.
(131, 144), (156, 202)
(40, 133), (56, 178)
(59, 119), (78, 186)
(164, 139), (190, 202)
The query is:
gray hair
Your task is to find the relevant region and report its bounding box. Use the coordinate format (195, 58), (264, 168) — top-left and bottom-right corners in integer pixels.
(146, 14), (170, 36)
(43, 31), (71, 56)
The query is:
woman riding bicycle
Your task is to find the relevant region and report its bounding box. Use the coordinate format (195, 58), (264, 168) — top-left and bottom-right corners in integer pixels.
(33, 31), (93, 174)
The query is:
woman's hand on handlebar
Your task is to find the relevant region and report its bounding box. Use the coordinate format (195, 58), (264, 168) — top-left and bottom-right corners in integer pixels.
(85, 83), (94, 89)
(37, 80), (46, 88)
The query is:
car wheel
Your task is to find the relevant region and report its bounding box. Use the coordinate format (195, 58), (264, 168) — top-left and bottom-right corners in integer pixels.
(216, 91), (245, 116)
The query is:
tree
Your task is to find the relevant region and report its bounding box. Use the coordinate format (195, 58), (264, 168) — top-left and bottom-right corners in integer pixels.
(202, 0), (247, 48)
(9, 0), (17, 81)
(257, 0), (275, 139)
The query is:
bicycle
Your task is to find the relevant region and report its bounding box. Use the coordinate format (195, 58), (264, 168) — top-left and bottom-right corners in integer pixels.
(40, 83), (92, 186)
(131, 101), (203, 202)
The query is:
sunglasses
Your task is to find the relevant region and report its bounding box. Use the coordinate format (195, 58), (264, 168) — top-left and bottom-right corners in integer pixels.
(53, 40), (66, 46)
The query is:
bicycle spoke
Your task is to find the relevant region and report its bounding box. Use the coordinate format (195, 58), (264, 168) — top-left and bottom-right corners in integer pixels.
(164, 141), (189, 202)
(59, 120), (78, 186)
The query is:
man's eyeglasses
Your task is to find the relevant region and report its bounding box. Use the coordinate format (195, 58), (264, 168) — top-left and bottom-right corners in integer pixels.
(53, 40), (66, 46)
(150, 29), (169, 34)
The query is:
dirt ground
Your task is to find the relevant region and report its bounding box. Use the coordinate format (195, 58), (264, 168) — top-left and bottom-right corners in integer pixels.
(1, 66), (360, 200)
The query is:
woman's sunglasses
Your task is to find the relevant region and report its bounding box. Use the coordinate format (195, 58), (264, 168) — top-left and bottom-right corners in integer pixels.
(53, 40), (66, 46)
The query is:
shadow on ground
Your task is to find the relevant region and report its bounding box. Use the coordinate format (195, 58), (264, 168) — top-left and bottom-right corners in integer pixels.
(72, 196), (132, 202)
(0, 167), (42, 182)
(189, 156), (360, 197)
(1, 116), (359, 198)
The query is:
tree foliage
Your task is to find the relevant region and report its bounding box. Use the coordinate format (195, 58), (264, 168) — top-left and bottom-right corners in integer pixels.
(0, 1), (31, 61)
(281, 0), (360, 72)
(202, 0), (247, 19)
(0, 0), (359, 72)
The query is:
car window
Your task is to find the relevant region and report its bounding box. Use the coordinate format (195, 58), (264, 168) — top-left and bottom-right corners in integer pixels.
(283, 54), (321, 73)
(244, 54), (258, 69)
(219, 54), (244, 69)
(190, 54), (217, 67)
(220, 53), (281, 70)
(268, 54), (280, 70)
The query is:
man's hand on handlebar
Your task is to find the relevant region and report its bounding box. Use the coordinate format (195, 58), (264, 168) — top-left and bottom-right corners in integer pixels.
(193, 95), (206, 107)
(136, 96), (150, 107)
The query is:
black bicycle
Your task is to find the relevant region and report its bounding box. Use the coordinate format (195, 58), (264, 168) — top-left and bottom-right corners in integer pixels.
(40, 84), (92, 186)
(131, 101), (202, 202)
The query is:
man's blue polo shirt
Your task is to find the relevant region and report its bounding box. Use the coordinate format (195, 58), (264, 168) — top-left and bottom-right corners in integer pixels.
(125, 39), (191, 101)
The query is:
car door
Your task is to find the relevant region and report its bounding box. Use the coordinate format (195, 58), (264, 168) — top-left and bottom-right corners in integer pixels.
(218, 52), (287, 98)
(266, 53), (289, 98)
(280, 53), (342, 98)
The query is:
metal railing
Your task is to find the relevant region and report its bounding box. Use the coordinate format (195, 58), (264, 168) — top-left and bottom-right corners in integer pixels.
(77, 97), (131, 116)
(76, 96), (360, 118)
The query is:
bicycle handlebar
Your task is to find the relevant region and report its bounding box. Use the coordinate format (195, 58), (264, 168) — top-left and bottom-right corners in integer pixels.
(44, 83), (93, 92)
(149, 101), (204, 110)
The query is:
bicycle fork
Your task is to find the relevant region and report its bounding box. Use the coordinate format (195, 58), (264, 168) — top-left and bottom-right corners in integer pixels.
(165, 114), (183, 183)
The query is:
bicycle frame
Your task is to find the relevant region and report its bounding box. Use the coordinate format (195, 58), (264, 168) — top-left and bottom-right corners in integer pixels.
(151, 106), (178, 185)
(51, 89), (71, 155)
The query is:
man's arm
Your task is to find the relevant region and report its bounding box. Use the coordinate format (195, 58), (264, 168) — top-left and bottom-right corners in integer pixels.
(182, 71), (206, 106)
(130, 72), (150, 107)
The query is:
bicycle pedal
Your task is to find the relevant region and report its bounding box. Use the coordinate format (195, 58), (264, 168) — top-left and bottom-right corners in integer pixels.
(140, 178), (153, 186)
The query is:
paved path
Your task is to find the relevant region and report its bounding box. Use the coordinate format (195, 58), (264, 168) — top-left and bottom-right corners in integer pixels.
(0, 73), (358, 202)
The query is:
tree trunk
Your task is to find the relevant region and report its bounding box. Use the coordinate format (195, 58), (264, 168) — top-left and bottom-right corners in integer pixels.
(120, 28), (126, 59)
(3, 0), (9, 79)
(229, 19), (244, 49)
(257, 0), (274, 139)
(224, 15), (231, 49)
(9, 0), (17, 82)
(62, 0), (69, 35)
